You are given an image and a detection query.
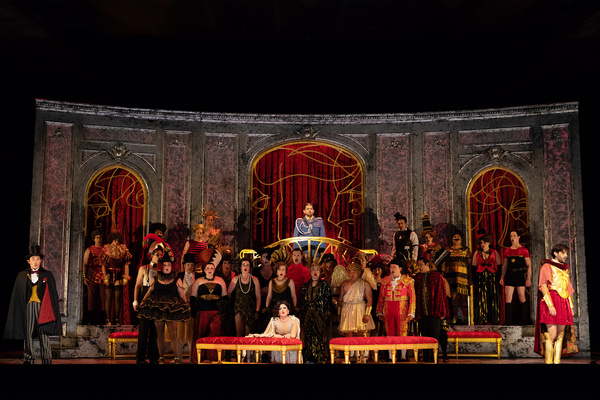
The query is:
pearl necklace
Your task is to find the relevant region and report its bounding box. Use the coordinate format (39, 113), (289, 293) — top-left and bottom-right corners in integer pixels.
(239, 274), (252, 294)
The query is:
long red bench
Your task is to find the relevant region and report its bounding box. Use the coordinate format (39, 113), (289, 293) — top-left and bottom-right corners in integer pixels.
(447, 331), (502, 359)
(195, 336), (303, 364)
(329, 336), (439, 364)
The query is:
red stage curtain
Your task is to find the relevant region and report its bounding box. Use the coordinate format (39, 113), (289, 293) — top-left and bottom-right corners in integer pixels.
(468, 167), (529, 324)
(252, 142), (363, 250)
(468, 167), (529, 251)
(86, 167), (146, 324)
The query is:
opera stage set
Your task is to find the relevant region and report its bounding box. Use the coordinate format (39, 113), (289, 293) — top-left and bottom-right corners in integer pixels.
(12, 99), (589, 363)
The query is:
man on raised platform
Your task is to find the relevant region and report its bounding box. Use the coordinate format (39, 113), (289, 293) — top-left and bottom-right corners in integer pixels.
(293, 202), (327, 256)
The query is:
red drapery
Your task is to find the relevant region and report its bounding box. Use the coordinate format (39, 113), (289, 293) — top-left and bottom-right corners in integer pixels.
(251, 142), (363, 250)
(468, 167), (529, 324)
(85, 167), (146, 324)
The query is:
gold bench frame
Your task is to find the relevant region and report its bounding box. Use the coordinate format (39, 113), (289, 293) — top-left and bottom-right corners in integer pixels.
(449, 335), (502, 359)
(108, 336), (139, 359)
(329, 341), (438, 364)
(196, 342), (303, 364)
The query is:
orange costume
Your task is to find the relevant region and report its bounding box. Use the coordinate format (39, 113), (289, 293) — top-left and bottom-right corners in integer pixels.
(377, 274), (415, 336)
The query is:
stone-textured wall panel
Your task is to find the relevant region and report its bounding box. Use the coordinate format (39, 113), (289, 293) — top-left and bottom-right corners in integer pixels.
(377, 134), (411, 254)
(204, 133), (237, 248)
(41, 122), (73, 308)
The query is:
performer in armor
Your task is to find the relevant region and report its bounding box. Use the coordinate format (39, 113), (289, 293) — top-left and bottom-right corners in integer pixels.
(500, 229), (532, 325)
(390, 213), (419, 265)
(293, 202), (327, 255)
(534, 244), (578, 363)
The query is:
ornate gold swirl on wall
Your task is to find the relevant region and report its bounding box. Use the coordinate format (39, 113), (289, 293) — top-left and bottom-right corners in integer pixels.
(252, 141), (363, 244)
(467, 167), (529, 249)
(86, 167), (146, 232)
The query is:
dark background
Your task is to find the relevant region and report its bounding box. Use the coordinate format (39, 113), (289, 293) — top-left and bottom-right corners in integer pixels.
(1, 0), (598, 355)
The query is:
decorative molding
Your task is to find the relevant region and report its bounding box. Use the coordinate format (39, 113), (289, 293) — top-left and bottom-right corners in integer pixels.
(489, 146), (506, 164)
(295, 124), (320, 139)
(36, 99), (579, 125)
(107, 143), (132, 163)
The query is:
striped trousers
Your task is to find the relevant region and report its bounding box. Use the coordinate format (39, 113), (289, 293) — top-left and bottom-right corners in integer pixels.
(24, 301), (52, 364)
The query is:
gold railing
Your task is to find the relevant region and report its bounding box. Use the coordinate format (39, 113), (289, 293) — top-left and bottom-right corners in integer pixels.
(240, 236), (377, 265)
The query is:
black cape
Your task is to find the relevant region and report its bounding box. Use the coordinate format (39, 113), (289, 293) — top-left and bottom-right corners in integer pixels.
(4, 267), (62, 339)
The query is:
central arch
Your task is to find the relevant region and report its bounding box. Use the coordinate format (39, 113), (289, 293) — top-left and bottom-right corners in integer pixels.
(250, 141), (364, 250)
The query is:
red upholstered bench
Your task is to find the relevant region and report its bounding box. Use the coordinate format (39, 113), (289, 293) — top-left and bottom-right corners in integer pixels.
(329, 336), (439, 364)
(195, 336), (303, 364)
(108, 331), (139, 359)
(447, 331), (502, 359)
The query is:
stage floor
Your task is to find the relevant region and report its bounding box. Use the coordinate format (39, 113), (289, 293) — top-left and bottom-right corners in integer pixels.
(0, 351), (596, 365)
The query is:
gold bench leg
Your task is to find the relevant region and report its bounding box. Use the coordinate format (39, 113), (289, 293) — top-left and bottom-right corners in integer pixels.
(497, 339), (501, 359)
(344, 349), (350, 364)
(330, 349), (335, 364)
(434, 347), (438, 364)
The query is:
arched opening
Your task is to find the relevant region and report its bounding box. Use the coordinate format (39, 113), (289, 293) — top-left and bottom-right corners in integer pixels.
(251, 141), (364, 250)
(84, 166), (147, 325)
(467, 166), (530, 325)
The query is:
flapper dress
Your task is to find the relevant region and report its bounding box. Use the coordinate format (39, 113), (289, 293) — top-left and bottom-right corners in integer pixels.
(270, 278), (294, 312)
(339, 279), (375, 333)
(138, 274), (191, 323)
(87, 245), (105, 284)
(233, 275), (257, 332)
(473, 249), (501, 325)
(299, 279), (333, 363)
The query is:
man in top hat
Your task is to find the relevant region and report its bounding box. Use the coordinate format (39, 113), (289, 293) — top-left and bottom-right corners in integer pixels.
(4, 245), (62, 364)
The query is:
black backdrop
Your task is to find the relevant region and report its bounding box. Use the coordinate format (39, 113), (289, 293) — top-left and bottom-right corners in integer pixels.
(2, 0), (598, 358)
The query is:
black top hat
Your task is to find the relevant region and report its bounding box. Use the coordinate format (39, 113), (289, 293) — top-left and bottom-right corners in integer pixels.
(26, 245), (44, 260)
(182, 253), (196, 265)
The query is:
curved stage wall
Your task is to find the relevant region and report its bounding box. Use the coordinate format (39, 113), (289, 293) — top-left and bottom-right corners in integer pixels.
(31, 99), (589, 355)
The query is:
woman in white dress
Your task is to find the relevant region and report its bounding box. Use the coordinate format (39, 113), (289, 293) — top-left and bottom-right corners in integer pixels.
(247, 300), (301, 363)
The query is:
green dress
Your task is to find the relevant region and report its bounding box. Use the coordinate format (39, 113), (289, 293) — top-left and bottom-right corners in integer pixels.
(299, 279), (333, 364)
